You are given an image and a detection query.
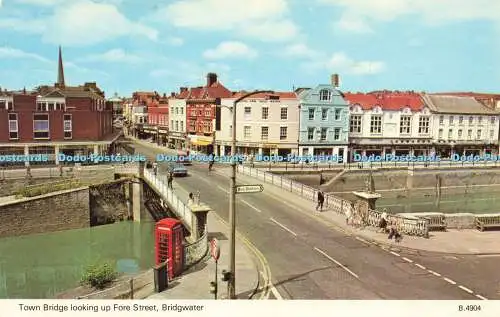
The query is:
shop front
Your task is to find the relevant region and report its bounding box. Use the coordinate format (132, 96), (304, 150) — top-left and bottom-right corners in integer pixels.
(158, 128), (169, 146)
(188, 135), (213, 154)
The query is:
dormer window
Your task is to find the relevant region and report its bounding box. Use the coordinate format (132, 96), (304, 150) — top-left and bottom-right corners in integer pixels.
(319, 89), (331, 101)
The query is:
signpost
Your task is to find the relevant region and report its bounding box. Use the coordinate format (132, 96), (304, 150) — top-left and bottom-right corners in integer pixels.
(235, 184), (264, 194)
(210, 238), (220, 299)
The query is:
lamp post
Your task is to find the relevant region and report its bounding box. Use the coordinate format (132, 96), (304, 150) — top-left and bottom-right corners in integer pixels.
(227, 90), (273, 299)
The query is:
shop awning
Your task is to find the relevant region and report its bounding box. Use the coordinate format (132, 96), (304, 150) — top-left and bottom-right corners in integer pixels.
(191, 139), (212, 146)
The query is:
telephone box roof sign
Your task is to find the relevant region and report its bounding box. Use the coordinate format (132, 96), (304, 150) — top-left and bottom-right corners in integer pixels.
(156, 218), (182, 229)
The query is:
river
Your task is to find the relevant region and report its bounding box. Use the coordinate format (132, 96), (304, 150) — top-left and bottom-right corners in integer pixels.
(0, 221), (155, 299)
(377, 191), (500, 214)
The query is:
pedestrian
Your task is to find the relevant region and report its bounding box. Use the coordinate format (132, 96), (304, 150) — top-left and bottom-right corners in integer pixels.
(316, 190), (325, 211)
(167, 172), (173, 189)
(388, 221), (402, 242)
(378, 211), (388, 233)
(153, 162), (158, 176)
(187, 193), (194, 206)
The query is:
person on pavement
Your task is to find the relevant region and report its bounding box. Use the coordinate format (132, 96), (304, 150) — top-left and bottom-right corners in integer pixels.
(167, 172), (173, 189)
(316, 190), (325, 211)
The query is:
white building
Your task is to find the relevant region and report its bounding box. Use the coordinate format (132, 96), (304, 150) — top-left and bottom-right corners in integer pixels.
(345, 91), (433, 159)
(168, 97), (187, 149)
(215, 92), (299, 157)
(422, 94), (500, 157)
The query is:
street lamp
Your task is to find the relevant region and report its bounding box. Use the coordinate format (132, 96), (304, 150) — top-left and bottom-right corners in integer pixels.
(227, 90), (274, 299)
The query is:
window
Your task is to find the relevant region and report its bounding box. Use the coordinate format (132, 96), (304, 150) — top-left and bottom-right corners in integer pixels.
(280, 127), (287, 140)
(170, 107), (174, 114)
(308, 108), (315, 120)
(175, 121), (179, 131)
(477, 129), (482, 139)
(449, 116), (454, 125)
(370, 115), (382, 134)
(189, 121), (195, 132)
(320, 128), (327, 141)
(334, 128), (340, 140)
(262, 107), (268, 119)
(458, 129), (463, 139)
(467, 129), (472, 140)
(261, 127), (268, 141)
(244, 126), (251, 139)
(280, 107), (288, 120)
(448, 129), (453, 139)
(439, 115), (444, 125)
(36, 102), (47, 111)
(459, 116), (463, 124)
(418, 116), (430, 134)
(469, 116), (473, 124)
(190, 110), (196, 116)
(7, 101), (13, 111)
(319, 89), (331, 101)
(244, 107), (251, 119)
(478, 116), (483, 124)
(491, 116), (496, 124)
(8, 113), (18, 139)
(334, 109), (341, 120)
(180, 108), (183, 115)
(307, 127), (314, 140)
(53, 102), (65, 111)
(205, 110), (210, 117)
(350, 115), (361, 133)
(490, 130), (495, 139)
(33, 114), (49, 139)
(400, 116), (411, 134)
(180, 121), (184, 131)
(63, 114), (72, 139)
(321, 108), (328, 120)
(171, 120), (174, 128)
(438, 129), (443, 139)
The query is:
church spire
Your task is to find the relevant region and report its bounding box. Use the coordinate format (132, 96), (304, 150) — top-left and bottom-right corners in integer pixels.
(57, 46), (65, 87)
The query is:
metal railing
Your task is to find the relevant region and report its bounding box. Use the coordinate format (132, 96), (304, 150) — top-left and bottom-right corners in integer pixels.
(143, 169), (193, 231)
(237, 165), (430, 237)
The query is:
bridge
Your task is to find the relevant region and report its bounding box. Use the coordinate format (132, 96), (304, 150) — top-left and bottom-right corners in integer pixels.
(114, 162), (210, 269)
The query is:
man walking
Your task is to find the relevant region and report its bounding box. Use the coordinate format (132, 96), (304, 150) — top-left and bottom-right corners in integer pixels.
(167, 171), (173, 189)
(316, 190), (325, 211)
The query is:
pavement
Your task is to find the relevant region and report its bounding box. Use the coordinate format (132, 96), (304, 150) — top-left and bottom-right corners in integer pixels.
(129, 137), (500, 300)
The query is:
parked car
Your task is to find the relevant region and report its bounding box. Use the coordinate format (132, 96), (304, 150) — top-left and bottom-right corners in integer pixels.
(166, 162), (188, 176)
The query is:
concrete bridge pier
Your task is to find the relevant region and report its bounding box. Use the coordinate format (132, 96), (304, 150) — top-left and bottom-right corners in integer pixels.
(189, 205), (211, 242)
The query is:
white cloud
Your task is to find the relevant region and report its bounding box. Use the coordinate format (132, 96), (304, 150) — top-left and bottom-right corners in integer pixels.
(162, 0), (299, 42)
(318, 0), (500, 32)
(78, 49), (142, 63)
(168, 37), (184, 46)
(283, 43), (319, 58)
(303, 52), (385, 75)
(0, 0), (3, 7)
(335, 13), (373, 33)
(0, 46), (49, 62)
(203, 41), (257, 60)
(1, 1), (158, 46)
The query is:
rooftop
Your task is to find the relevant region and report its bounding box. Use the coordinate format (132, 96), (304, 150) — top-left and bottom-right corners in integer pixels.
(344, 91), (424, 111)
(421, 94), (499, 114)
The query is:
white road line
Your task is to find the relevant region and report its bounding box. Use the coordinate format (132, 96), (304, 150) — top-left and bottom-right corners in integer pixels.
(390, 251), (401, 257)
(402, 257), (413, 263)
(458, 285), (473, 294)
(313, 247), (359, 279)
(477, 254), (500, 257)
(443, 277), (457, 285)
(270, 218), (298, 237)
(475, 294), (488, 300)
(241, 199), (262, 213)
(428, 270), (441, 277)
(355, 237), (370, 244)
(270, 284), (283, 300)
(415, 264), (426, 270)
(217, 185), (229, 194)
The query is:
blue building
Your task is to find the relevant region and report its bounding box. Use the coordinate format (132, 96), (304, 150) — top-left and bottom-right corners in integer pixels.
(297, 75), (349, 162)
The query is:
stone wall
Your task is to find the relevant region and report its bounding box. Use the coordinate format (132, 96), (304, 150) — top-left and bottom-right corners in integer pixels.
(0, 188), (90, 238)
(0, 178), (63, 197)
(89, 179), (131, 226)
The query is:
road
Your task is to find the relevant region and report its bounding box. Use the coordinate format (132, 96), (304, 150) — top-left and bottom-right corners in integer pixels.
(132, 141), (497, 300)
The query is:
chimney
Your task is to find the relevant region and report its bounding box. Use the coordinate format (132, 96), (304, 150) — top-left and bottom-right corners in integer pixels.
(206, 73), (217, 87)
(180, 87), (188, 93)
(331, 74), (339, 88)
(171, 92), (175, 97)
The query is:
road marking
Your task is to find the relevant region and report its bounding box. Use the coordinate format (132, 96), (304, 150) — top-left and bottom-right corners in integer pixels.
(270, 285), (283, 300)
(270, 218), (298, 237)
(475, 294), (488, 300)
(313, 247), (359, 279)
(217, 185), (229, 194)
(428, 270), (441, 277)
(241, 199), (262, 213)
(355, 237), (370, 244)
(390, 251), (400, 257)
(476, 254), (500, 257)
(458, 285), (473, 294)
(402, 257), (413, 263)
(443, 277), (457, 285)
(415, 264), (426, 270)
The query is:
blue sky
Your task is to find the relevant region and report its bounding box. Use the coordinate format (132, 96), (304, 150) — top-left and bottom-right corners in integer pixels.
(0, 0), (499, 97)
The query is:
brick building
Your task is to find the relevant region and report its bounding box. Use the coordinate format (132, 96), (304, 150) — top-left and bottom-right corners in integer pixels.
(0, 47), (116, 165)
(146, 93), (170, 145)
(178, 73), (232, 153)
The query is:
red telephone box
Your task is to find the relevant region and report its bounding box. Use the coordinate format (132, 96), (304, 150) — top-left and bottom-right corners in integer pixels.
(155, 218), (185, 279)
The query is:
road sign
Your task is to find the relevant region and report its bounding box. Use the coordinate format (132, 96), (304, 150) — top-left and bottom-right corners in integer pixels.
(235, 184), (264, 194)
(210, 238), (220, 261)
